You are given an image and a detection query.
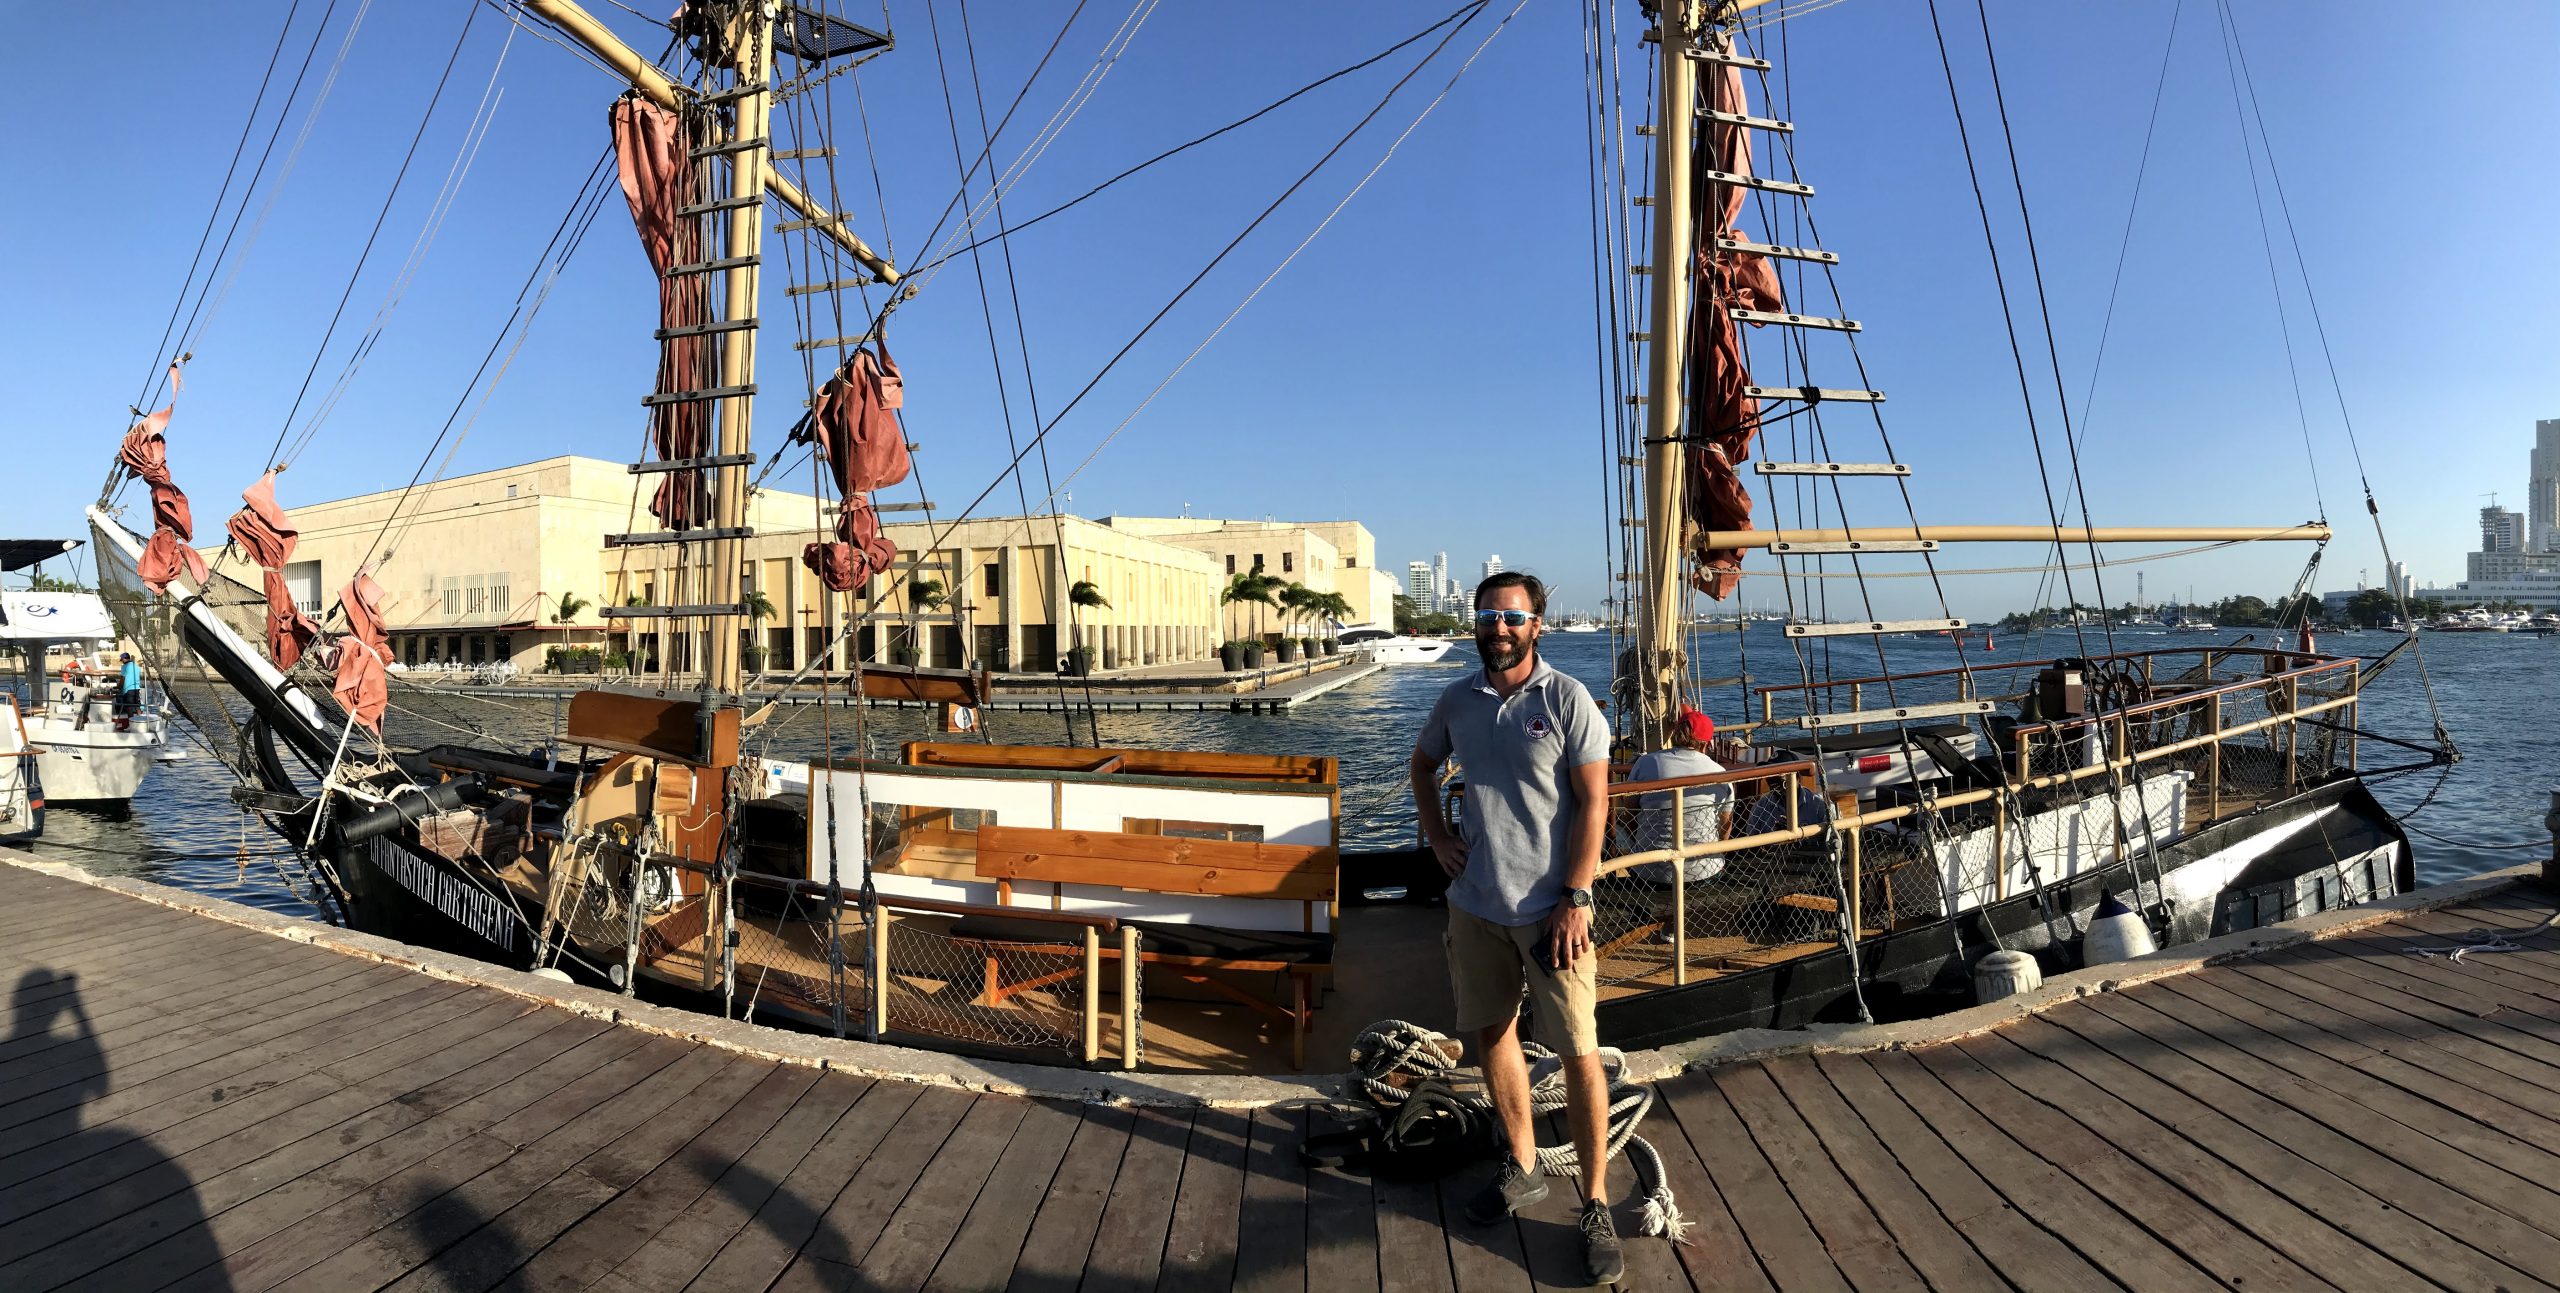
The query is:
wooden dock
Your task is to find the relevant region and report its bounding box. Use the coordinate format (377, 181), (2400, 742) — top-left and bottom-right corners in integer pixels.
(9, 855), (2560, 1290)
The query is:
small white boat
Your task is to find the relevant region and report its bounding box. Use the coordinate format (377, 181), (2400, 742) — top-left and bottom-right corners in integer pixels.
(3, 588), (171, 805)
(1336, 624), (1452, 664)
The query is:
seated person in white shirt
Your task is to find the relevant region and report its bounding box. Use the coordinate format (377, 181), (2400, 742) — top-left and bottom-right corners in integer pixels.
(1628, 707), (1730, 885)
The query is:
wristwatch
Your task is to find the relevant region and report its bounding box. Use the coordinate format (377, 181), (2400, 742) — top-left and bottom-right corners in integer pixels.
(1563, 887), (1594, 909)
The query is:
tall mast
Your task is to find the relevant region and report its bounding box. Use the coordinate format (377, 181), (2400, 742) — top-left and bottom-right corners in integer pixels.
(701, 3), (778, 700)
(1636, 1), (1701, 752)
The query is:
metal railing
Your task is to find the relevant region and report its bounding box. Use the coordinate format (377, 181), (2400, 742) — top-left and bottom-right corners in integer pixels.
(1577, 649), (2364, 991)
(541, 843), (1142, 1068)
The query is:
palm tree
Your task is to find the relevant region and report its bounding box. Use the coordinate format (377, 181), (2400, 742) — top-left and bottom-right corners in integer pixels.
(1221, 571), (1277, 647)
(909, 579), (947, 612)
(1311, 591), (1355, 640)
(1068, 579), (1109, 664)
(1277, 583), (1317, 646)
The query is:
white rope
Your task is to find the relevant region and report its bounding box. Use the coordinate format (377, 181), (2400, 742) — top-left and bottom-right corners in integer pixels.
(1344, 1019), (1691, 1242)
(2406, 906), (2560, 963)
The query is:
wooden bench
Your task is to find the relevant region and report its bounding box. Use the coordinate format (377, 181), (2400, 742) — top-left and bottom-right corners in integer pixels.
(953, 823), (1338, 1068)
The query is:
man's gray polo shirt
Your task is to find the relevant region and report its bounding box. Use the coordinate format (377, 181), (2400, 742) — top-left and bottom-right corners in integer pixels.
(1416, 655), (1611, 926)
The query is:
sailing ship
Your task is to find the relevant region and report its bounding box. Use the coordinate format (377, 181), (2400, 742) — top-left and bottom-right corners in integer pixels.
(88, 0), (2443, 1071)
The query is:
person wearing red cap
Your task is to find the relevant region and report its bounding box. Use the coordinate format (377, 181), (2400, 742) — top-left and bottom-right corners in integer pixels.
(1629, 706), (1731, 885)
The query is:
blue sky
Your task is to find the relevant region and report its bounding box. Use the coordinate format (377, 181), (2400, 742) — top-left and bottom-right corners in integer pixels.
(7, 0), (2553, 620)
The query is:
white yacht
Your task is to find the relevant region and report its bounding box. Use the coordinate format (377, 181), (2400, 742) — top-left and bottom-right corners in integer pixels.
(1336, 624), (1453, 664)
(2, 586), (173, 805)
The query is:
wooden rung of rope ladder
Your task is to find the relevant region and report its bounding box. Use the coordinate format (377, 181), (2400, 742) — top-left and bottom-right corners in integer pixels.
(1793, 699), (1996, 731)
(602, 604), (750, 619)
(1684, 46), (1772, 70)
(1756, 462), (1908, 476)
(777, 214), (849, 233)
(1704, 169), (1812, 197)
(1773, 893), (1838, 913)
(1627, 331), (1651, 342)
(677, 195), (763, 217)
(689, 138), (769, 158)
(695, 85), (764, 105)
(870, 501), (936, 514)
(629, 453), (758, 474)
(1706, 108), (1792, 132)
(1786, 617), (1964, 638)
(1630, 264), (1653, 275)
(654, 319), (759, 341)
(641, 385), (755, 407)
(797, 331), (881, 351)
(1770, 539), (1937, 554)
(1633, 196), (1654, 206)
(1731, 308), (1859, 333)
(773, 147), (836, 160)
(604, 526), (755, 548)
(785, 277), (878, 296)
(664, 256), (759, 277)
(1716, 237), (1838, 266)
(1743, 386), (1885, 404)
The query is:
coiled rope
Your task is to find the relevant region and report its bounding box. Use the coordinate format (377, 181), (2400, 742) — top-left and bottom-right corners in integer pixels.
(1344, 1019), (1690, 1242)
(2405, 906), (2560, 964)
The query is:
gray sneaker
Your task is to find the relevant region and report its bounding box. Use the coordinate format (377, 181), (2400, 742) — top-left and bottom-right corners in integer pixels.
(1580, 1200), (1624, 1284)
(1463, 1157), (1548, 1225)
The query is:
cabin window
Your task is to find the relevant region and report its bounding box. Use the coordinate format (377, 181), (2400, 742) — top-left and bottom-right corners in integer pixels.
(1122, 818), (1265, 843)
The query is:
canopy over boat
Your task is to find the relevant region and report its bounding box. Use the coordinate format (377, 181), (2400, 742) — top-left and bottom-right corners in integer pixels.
(0, 539), (77, 575)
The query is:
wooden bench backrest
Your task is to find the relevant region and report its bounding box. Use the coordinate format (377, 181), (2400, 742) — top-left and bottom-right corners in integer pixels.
(975, 824), (1337, 903)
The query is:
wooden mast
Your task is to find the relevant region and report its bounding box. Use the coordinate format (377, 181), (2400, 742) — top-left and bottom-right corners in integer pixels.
(700, 3), (776, 701)
(1636, 1), (1703, 753)
(517, 0), (899, 285)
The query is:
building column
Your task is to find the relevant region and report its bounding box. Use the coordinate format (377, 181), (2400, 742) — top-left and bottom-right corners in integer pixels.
(1000, 542), (1021, 672)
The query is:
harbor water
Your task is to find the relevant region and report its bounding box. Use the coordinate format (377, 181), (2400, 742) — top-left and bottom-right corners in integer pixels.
(27, 627), (2544, 923)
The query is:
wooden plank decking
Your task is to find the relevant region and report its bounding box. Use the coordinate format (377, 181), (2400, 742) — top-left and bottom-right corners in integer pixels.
(8, 858), (2560, 1290)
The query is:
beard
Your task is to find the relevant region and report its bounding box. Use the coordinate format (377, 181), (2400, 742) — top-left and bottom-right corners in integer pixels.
(1477, 630), (1529, 671)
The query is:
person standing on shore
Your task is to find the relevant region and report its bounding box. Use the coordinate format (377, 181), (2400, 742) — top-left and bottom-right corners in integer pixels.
(1408, 571), (1622, 1285)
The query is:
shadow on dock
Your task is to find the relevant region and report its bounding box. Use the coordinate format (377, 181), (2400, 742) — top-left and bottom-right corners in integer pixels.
(8, 968), (231, 1291)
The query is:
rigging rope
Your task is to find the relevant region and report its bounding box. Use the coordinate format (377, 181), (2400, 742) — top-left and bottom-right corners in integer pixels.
(1343, 1019), (1689, 1242)
(262, 2), (485, 471)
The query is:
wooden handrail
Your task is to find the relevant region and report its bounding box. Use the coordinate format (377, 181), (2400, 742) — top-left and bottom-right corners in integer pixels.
(1749, 645), (2352, 697)
(1606, 759), (1815, 798)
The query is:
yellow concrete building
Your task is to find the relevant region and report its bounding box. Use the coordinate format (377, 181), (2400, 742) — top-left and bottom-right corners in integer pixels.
(1093, 516), (1402, 641)
(203, 456), (1242, 678)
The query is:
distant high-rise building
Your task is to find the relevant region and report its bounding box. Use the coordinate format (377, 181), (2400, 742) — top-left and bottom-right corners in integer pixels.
(2388, 560), (2410, 601)
(1444, 575), (1465, 613)
(1482, 554), (1503, 582)
(2533, 419), (2560, 552)
(2482, 505), (2527, 554)
(1431, 552), (1450, 610)
(1405, 560), (1434, 611)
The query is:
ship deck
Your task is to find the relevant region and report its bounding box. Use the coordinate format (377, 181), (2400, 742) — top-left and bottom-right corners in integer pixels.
(8, 853), (2560, 1290)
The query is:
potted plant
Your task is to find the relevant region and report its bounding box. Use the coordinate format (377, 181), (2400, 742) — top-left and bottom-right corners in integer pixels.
(1220, 640), (1245, 671)
(1242, 639), (1265, 668)
(1067, 645), (1096, 675)
(1313, 591), (1354, 653)
(1276, 636), (1301, 663)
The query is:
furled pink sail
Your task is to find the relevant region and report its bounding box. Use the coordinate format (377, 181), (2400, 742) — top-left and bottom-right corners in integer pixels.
(1683, 54), (1783, 601)
(332, 573), (390, 733)
(117, 405), (209, 596)
(800, 349), (912, 593)
(612, 95), (713, 529)
(225, 471), (323, 669)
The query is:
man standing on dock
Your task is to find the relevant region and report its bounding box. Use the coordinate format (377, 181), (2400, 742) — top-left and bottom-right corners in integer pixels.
(1409, 571), (1622, 1284)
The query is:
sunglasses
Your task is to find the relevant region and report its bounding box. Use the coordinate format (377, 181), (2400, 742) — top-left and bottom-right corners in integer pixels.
(1473, 609), (1539, 627)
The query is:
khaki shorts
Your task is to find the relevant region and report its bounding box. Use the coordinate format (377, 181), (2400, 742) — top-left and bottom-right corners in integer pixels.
(1446, 905), (1600, 1057)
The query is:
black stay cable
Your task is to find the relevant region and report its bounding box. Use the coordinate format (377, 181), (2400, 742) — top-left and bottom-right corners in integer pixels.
(262, 3), (482, 470)
(127, 0), (308, 418)
(956, 0), (1101, 744)
(1968, 0), (2118, 661)
(915, 0), (1486, 276)
(880, 1), (1491, 603)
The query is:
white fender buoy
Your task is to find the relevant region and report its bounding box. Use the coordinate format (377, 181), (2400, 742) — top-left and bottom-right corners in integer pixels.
(1973, 949), (2043, 1002)
(530, 967), (574, 984)
(2083, 891), (2157, 965)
